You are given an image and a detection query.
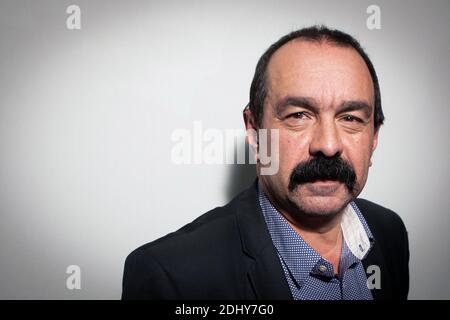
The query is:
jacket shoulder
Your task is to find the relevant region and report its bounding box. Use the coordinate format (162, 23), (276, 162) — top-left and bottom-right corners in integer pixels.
(122, 191), (248, 299)
(130, 192), (244, 257)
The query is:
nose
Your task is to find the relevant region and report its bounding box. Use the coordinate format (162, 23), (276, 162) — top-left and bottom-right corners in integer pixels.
(309, 121), (343, 158)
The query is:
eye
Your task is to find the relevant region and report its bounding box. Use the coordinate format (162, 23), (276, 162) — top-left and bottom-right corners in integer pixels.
(288, 111), (309, 119)
(342, 115), (363, 123)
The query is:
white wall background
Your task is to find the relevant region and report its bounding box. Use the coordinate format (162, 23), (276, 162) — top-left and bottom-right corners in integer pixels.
(0, 0), (449, 299)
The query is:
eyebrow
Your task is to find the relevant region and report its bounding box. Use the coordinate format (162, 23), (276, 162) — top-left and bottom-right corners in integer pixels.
(336, 100), (373, 119)
(275, 96), (373, 119)
(275, 96), (318, 115)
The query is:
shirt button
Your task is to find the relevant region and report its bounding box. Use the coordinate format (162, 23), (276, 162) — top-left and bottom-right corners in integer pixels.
(318, 265), (327, 273)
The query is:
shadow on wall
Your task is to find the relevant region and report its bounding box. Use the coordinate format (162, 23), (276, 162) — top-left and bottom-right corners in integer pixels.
(225, 139), (257, 201)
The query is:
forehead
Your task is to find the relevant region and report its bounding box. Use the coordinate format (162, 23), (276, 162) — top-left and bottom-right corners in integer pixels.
(266, 39), (374, 108)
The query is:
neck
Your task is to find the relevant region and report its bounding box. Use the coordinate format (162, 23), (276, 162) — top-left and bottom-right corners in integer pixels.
(286, 214), (343, 257)
(280, 203), (343, 257)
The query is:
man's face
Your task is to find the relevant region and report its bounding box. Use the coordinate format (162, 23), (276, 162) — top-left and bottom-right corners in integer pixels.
(257, 39), (379, 217)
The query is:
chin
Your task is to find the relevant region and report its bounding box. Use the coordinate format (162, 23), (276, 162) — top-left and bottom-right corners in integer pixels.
(288, 185), (352, 217)
(299, 197), (349, 217)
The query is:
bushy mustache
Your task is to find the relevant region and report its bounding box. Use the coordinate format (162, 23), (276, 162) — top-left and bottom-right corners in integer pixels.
(288, 153), (356, 193)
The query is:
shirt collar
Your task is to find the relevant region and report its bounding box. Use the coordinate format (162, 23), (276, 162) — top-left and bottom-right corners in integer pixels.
(342, 201), (373, 259)
(257, 181), (374, 285)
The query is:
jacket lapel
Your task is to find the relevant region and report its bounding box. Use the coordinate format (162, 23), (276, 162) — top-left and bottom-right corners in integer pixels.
(362, 239), (393, 300)
(235, 179), (292, 300)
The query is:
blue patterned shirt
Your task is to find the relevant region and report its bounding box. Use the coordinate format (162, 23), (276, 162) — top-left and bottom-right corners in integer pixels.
(258, 182), (374, 300)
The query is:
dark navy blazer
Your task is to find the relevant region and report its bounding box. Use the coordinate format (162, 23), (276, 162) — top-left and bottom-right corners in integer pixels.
(122, 179), (409, 300)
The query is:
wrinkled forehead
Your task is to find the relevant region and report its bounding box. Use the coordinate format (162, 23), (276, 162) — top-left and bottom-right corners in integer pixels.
(266, 39), (375, 109)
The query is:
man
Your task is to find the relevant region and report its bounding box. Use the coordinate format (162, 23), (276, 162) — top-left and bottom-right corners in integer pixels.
(122, 26), (409, 300)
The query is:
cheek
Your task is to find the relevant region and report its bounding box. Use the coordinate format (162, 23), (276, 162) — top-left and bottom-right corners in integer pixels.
(344, 135), (374, 180)
(277, 131), (310, 180)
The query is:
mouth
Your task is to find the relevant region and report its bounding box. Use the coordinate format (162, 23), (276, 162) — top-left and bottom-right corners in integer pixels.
(303, 179), (343, 195)
(310, 179), (341, 186)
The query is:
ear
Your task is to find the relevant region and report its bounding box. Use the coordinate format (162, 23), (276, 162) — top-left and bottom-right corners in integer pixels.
(369, 128), (379, 167)
(243, 106), (259, 155)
